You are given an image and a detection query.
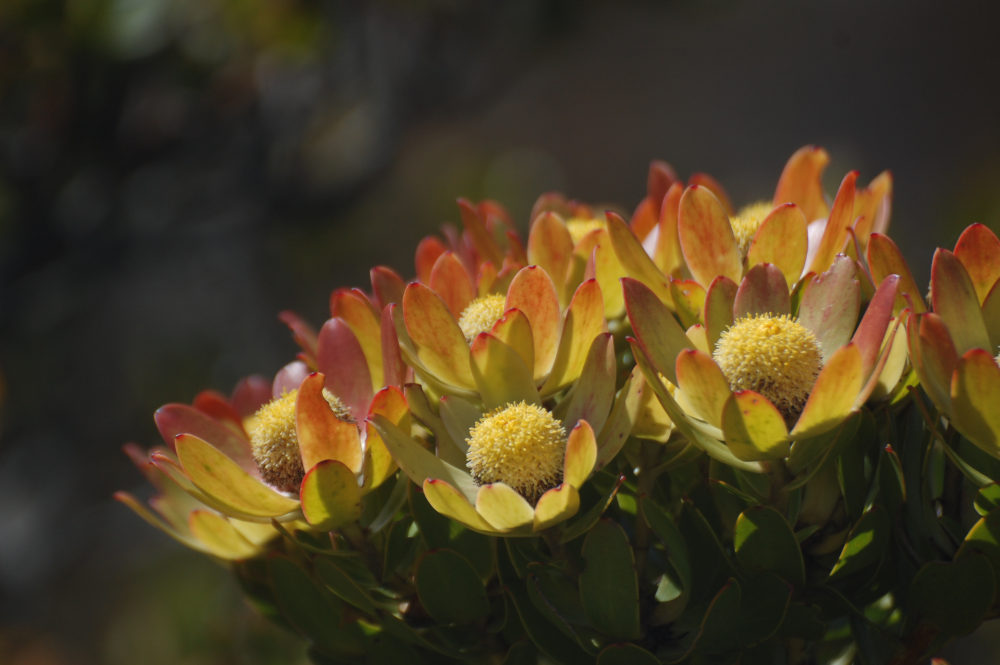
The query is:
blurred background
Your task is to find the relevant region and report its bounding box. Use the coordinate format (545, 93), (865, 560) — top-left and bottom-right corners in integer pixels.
(2, 0), (1000, 662)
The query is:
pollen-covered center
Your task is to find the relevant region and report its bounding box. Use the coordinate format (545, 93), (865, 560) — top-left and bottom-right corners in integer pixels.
(566, 217), (605, 245)
(458, 294), (507, 342)
(247, 388), (352, 492)
(465, 401), (566, 504)
(730, 201), (774, 257)
(713, 313), (823, 425)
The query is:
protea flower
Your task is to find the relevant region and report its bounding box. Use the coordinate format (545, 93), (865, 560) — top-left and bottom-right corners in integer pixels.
(525, 193), (629, 320)
(607, 147), (892, 328)
(117, 309), (409, 553)
(905, 224), (1000, 457)
(414, 198), (526, 301)
(375, 264), (630, 534)
(625, 255), (899, 469)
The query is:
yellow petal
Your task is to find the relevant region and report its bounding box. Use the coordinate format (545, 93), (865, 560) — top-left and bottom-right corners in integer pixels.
(175, 434), (300, 518)
(533, 484), (580, 531)
(791, 343), (863, 440)
(476, 483), (534, 531)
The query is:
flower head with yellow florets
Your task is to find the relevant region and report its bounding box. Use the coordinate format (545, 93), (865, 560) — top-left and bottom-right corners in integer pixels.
(115, 298), (409, 559)
(624, 255), (900, 473)
(373, 262), (631, 535)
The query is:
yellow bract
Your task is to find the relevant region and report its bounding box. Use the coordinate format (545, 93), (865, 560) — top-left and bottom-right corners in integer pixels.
(730, 201), (773, 257)
(248, 388), (351, 492)
(458, 293), (507, 342)
(466, 401), (566, 503)
(566, 217), (605, 244)
(713, 314), (823, 423)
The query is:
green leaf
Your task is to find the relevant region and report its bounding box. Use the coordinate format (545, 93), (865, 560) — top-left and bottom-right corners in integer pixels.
(268, 556), (363, 657)
(642, 497), (693, 590)
(382, 518), (417, 581)
(410, 483), (451, 550)
(734, 506), (805, 587)
(525, 567), (590, 648)
(958, 507), (1000, 576)
(909, 553), (995, 639)
(560, 472), (623, 543)
(315, 558), (377, 616)
(499, 543), (592, 663)
(415, 549), (489, 625)
(502, 642), (538, 665)
(828, 506), (889, 582)
(579, 519), (641, 640)
(975, 483), (1000, 517)
(597, 643), (659, 665)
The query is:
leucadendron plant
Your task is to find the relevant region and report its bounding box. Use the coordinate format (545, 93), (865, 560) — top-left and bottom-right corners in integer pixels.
(119, 146), (1000, 665)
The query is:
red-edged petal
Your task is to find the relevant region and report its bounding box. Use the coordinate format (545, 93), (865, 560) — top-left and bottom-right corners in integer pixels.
(867, 233), (926, 313)
(954, 224), (1000, 305)
(773, 145), (830, 222)
(734, 264), (790, 319)
(557, 334), (615, 435)
(722, 391), (790, 461)
(651, 181), (685, 277)
(806, 171), (857, 275)
(798, 256), (860, 361)
(606, 212), (673, 306)
(402, 282), (475, 389)
(564, 420), (598, 488)
(851, 275), (899, 378)
(678, 185), (741, 287)
(688, 172), (734, 215)
(470, 333), (539, 409)
(299, 459), (362, 530)
(931, 249), (991, 354)
(703, 275), (737, 349)
(296, 372), (362, 474)
(423, 479), (494, 532)
(909, 312), (959, 412)
(370, 265), (406, 310)
(675, 348), (730, 428)
(429, 251), (476, 318)
(951, 349), (1000, 456)
(542, 279), (607, 394)
(316, 318), (374, 420)
(527, 212), (574, 302)
(506, 265), (562, 380)
(331, 288), (383, 393)
(747, 203), (808, 287)
(476, 483), (534, 531)
(154, 404), (256, 473)
(790, 343), (863, 439)
(415, 236), (448, 284)
(623, 277), (692, 384)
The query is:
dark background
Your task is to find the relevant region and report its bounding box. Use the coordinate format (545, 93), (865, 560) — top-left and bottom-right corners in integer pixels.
(2, 1), (1000, 662)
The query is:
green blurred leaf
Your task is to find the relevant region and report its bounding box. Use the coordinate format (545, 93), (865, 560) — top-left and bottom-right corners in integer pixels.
(875, 444), (906, 518)
(560, 472), (623, 543)
(410, 483), (451, 550)
(596, 643), (659, 665)
(975, 483), (1000, 517)
(580, 519), (641, 640)
(502, 641), (537, 665)
(499, 543), (592, 663)
(734, 506), (805, 587)
(415, 549), (489, 625)
(382, 517), (417, 581)
(678, 500), (731, 604)
(909, 553), (995, 639)
(315, 558), (377, 616)
(267, 556), (363, 657)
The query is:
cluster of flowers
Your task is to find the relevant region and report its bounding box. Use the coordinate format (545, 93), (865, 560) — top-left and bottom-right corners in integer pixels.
(119, 146), (1000, 663)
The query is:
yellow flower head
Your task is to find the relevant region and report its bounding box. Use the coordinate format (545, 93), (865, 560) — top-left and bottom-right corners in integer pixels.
(466, 401), (566, 504)
(730, 201), (774, 257)
(248, 388), (352, 492)
(457, 294), (507, 342)
(713, 313), (823, 424)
